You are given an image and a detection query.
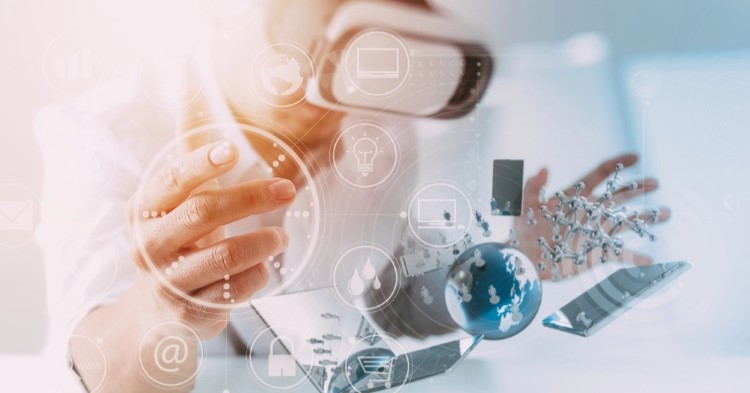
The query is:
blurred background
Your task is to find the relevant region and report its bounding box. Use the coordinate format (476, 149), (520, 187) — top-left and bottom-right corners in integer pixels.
(1, 0), (749, 360)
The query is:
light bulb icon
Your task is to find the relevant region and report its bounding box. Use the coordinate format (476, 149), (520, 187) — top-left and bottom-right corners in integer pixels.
(352, 136), (379, 177)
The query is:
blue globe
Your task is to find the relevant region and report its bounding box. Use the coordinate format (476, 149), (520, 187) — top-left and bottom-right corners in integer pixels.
(444, 243), (542, 340)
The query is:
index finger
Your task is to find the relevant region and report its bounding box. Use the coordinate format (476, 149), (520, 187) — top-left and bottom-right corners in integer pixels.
(138, 140), (239, 214)
(566, 154), (638, 196)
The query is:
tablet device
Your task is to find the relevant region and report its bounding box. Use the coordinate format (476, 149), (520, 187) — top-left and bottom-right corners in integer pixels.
(543, 261), (691, 337)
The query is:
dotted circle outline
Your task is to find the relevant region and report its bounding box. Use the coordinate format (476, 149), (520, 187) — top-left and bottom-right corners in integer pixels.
(133, 123), (322, 309)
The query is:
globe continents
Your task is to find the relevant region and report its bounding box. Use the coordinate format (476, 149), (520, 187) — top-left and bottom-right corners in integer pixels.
(261, 54), (304, 96)
(444, 243), (542, 340)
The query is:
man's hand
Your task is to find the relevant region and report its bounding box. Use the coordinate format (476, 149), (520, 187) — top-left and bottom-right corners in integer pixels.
(515, 154), (671, 280)
(128, 138), (295, 335)
(72, 136), (296, 392)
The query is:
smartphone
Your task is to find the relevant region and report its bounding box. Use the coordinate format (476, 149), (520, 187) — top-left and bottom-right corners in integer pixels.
(491, 159), (524, 216)
(543, 261), (691, 337)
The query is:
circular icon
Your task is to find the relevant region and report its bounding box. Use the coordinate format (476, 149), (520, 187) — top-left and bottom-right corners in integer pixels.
(332, 244), (399, 312)
(138, 54), (203, 110)
(199, 0), (258, 35)
(405, 182), (473, 248)
(251, 43), (315, 109)
(42, 32), (103, 95)
(138, 322), (205, 388)
(247, 325), (315, 390)
(343, 29), (412, 97)
(339, 334), (411, 393)
(331, 122), (399, 189)
(629, 69), (661, 99)
(69, 335), (108, 392)
(132, 123), (322, 311)
(0, 183), (41, 248)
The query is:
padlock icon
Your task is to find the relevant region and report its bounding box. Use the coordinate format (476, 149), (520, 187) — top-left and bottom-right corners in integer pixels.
(268, 336), (296, 377)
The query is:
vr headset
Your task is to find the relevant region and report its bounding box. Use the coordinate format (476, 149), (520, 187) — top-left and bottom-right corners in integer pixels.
(266, 0), (494, 119)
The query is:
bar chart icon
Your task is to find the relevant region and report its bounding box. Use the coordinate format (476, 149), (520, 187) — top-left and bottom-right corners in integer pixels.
(54, 47), (94, 80)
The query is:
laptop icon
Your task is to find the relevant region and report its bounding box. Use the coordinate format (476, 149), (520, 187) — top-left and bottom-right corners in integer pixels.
(356, 48), (400, 79)
(417, 199), (455, 229)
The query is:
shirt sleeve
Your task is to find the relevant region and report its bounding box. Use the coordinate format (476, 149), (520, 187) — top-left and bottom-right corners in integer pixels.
(34, 102), (140, 392)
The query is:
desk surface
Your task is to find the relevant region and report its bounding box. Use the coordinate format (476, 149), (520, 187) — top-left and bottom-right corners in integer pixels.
(7, 263), (744, 392)
(2, 352), (747, 392)
(192, 355), (747, 393)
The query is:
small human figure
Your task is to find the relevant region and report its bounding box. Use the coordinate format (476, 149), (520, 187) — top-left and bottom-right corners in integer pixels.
(475, 210), (483, 227)
(527, 207), (537, 226)
(514, 256), (525, 275)
(551, 263), (562, 282)
(508, 228), (519, 247)
(420, 285), (434, 305)
(510, 300), (522, 323)
(490, 197), (500, 215)
(488, 285), (500, 304)
(502, 200), (512, 215)
(443, 209), (453, 226)
(552, 224), (561, 242)
(437, 231), (447, 245)
(576, 311), (593, 328)
(473, 248), (485, 267)
(400, 236), (411, 254)
(481, 220), (492, 237)
(460, 283), (472, 302)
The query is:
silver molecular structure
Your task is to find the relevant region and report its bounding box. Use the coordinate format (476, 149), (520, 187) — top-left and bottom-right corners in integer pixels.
(527, 163), (660, 272)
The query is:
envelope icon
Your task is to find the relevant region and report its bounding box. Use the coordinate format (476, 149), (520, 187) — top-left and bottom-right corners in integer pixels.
(0, 200), (34, 231)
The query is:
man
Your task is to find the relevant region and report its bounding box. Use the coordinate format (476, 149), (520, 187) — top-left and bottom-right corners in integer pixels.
(36, 0), (666, 391)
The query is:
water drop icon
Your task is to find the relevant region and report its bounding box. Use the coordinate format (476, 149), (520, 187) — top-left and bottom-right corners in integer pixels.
(372, 275), (382, 290)
(348, 268), (365, 296)
(362, 258), (376, 280)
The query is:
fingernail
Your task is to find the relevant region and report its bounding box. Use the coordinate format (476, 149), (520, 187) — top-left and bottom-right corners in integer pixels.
(275, 227), (289, 246)
(268, 179), (296, 200)
(209, 141), (234, 166)
(644, 178), (659, 189)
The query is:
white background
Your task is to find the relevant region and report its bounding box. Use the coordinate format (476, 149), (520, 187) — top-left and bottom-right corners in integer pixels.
(2, 0), (750, 361)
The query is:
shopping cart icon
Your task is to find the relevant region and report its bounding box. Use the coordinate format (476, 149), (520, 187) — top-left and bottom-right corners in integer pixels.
(357, 355), (394, 388)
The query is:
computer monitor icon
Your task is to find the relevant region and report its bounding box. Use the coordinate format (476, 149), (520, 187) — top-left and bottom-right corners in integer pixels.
(356, 48), (400, 79)
(417, 199), (456, 229)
